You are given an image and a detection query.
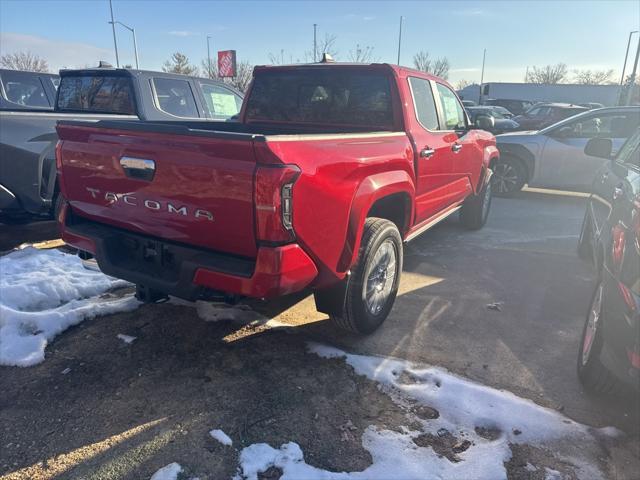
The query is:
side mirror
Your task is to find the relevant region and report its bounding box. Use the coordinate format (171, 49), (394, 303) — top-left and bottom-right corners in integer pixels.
(475, 114), (495, 131)
(584, 137), (613, 159)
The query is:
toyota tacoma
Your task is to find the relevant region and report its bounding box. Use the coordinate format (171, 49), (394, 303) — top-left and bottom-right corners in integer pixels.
(56, 61), (498, 333)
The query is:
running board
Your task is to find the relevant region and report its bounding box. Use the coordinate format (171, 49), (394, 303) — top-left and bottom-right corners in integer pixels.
(404, 205), (462, 242)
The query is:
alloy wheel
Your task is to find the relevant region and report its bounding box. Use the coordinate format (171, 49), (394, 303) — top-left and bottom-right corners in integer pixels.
(363, 239), (398, 316)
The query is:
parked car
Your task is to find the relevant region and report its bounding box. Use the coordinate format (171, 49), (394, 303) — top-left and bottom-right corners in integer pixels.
(461, 99), (476, 107)
(492, 106), (640, 195)
(56, 62), (497, 334)
(483, 98), (535, 116)
(466, 106), (520, 134)
(0, 66), (243, 222)
(512, 103), (589, 131)
(576, 128), (640, 392)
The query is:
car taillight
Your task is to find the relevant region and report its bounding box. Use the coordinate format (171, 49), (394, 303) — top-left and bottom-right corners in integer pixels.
(254, 164), (300, 244)
(633, 197), (640, 253)
(611, 223), (626, 272)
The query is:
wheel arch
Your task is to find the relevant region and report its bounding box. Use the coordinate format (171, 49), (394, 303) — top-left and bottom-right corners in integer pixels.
(337, 171), (415, 273)
(493, 144), (536, 182)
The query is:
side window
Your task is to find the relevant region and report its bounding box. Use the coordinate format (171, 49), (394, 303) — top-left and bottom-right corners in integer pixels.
(152, 78), (199, 118)
(435, 83), (465, 130)
(408, 77), (439, 130)
(199, 82), (242, 118)
(615, 130), (640, 167)
(558, 113), (640, 139)
(1, 71), (51, 107)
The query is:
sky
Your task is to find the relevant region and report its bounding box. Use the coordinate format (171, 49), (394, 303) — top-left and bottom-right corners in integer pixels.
(1, 0), (639, 86)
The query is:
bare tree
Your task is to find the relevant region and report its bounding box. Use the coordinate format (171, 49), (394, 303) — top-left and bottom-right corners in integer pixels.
(413, 51), (450, 79)
(201, 58), (217, 79)
(162, 52), (198, 75)
(348, 44), (377, 63)
(199, 58), (254, 93)
(572, 69), (615, 85)
(455, 79), (472, 90)
(0, 51), (49, 72)
(304, 33), (338, 62)
(524, 63), (568, 84)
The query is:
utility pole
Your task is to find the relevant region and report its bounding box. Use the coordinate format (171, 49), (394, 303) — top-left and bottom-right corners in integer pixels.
(619, 30), (638, 105)
(109, 0), (120, 67)
(313, 24), (318, 62)
(479, 48), (486, 104)
(397, 16), (403, 65)
(625, 36), (640, 105)
(207, 35), (212, 78)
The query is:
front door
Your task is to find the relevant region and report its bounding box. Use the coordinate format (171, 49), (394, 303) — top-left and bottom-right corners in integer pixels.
(407, 76), (458, 223)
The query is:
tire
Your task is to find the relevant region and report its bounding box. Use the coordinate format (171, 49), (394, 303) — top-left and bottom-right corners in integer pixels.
(460, 177), (492, 230)
(577, 280), (617, 394)
(577, 209), (593, 261)
(491, 157), (526, 197)
(330, 218), (402, 334)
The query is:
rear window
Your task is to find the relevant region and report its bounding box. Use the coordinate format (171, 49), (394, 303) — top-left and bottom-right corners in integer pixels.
(1, 70), (51, 108)
(56, 75), (135, 114)
(245, 69), (395, 129)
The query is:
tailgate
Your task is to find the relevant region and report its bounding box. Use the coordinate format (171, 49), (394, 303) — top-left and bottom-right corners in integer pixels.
(56, 122), (259, 258)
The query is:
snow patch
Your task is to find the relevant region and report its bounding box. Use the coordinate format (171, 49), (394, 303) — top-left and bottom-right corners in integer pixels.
(117, 333), (137, 344)
(0, 248), (139, 366)
(234, 344), (613, 480)
(209, 428), (233, 446)
(150, 462), (183, 480)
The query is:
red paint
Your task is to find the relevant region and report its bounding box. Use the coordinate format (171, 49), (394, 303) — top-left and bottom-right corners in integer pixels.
(57, 63), (496, 300)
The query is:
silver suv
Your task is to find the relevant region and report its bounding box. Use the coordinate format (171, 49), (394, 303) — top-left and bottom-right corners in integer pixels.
(491, 106), (640, 195)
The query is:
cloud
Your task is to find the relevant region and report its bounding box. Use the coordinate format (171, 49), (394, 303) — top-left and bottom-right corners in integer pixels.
(363, 16), (376, 21)
(0, 32), (113, 72)
(453, 8), (487, 16)
(168, 30), (198, 37)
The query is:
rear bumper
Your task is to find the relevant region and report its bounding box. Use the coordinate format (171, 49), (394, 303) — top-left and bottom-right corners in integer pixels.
(61, 208), (318, 300)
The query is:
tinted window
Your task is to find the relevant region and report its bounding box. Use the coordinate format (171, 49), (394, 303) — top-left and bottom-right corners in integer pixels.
(1, 71), (50, 108)
(50, 78), (60, 90)
(435, 83), (465, 130)
(199, 82), (242, 118)
(409, 77), (439, 130)
(153, 78), (199, 118)
(57, 75), (135, 114)
(557, 112), (640, 139)
(246, 69), (395, 129)
(615, 129), (640, 167)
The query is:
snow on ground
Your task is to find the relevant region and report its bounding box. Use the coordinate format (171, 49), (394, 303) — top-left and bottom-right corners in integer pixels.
(210, 428), (233, 446)
(117, 333), (137, 344)
(0, 247), (139, 367)
(233, 343), (615, 480)
(150, 462), (183, 480)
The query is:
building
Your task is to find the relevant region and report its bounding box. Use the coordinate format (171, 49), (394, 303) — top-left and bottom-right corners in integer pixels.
(458, 82), (627, 107)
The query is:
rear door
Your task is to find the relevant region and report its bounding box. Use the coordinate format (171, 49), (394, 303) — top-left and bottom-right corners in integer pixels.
(407, 76), (457, 223)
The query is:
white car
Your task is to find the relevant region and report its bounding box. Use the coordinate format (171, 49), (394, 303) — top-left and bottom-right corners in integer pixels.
(491, 106), (640, 195)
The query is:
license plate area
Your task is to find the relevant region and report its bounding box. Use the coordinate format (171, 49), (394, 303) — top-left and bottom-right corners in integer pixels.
(105, 234), (180, 282)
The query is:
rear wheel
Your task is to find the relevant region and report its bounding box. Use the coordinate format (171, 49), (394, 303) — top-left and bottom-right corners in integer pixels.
(491, 157), (526, 197)
(577, 280), (617, 394)
(330, 218), (402, 334)
(460, 177), (492, 230)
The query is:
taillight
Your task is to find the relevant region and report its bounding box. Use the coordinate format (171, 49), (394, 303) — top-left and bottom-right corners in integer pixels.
(254, 165), (300, 244)
(611, 223), (625, 272)
(633, 197), (640, 252)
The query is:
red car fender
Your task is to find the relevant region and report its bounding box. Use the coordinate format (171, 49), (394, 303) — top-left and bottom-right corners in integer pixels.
(337, 170), (415, 273)
(480, 145), (499, 192)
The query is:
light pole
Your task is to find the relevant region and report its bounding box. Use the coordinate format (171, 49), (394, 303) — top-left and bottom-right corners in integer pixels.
(207, 35), (212, 77)
(313, 24), (318, 62)
(625, 36), (640, 105)
(619, 30), (638, 105)
(109, 20), (139, 69)
(397, 16), (403, 65)
(479, 49), (486, 104)
(108, 0), (119, 67)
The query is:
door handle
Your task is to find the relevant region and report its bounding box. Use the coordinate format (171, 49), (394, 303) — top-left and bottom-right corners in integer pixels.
(452, 143), (462, 153)
(420, 147), (435, 158)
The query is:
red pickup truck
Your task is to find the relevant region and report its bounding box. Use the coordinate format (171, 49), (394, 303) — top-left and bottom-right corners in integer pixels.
(56, 62), (498, 334)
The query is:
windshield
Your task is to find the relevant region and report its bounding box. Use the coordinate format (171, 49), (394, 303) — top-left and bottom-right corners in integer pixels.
(245, 69), (396, 129)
